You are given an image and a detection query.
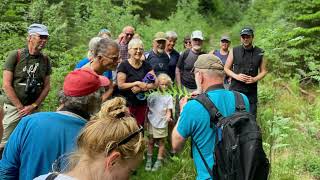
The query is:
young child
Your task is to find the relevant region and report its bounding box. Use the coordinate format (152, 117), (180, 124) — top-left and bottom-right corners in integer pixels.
(145, 73), (173, 171)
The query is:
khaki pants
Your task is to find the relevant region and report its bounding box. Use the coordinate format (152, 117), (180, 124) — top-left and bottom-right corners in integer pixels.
(0, 103), (21, 148)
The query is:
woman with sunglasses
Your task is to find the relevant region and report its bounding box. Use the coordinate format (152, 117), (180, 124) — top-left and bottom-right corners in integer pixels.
(35, 97), (145, 180)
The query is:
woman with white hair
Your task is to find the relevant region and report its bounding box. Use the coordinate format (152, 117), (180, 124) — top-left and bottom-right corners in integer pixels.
(117, 39), (157, 126)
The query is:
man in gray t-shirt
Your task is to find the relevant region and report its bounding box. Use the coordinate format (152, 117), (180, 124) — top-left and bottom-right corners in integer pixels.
(176, 30), (205, 91)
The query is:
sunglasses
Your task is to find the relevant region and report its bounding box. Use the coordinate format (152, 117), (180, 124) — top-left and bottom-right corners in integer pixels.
(39, 35), (49, 40)
(126, 33), (134, 37)
(108, 126), (143, 153)
(184, 41), (191, 44)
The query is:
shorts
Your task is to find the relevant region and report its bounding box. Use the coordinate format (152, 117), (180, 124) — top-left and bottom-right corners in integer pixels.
(148, 123), (168, 139)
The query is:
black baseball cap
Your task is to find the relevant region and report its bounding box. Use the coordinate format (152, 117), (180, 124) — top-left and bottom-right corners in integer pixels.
(240, 27), (254, 36)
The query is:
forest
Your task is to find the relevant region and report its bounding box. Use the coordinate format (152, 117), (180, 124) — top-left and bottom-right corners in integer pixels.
(0, 0), (319, 179)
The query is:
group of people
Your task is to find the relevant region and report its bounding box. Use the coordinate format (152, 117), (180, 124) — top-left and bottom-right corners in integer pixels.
(0, 23), (267, 180)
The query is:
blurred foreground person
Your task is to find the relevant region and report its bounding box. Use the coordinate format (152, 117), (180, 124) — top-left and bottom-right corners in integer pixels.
(35, 97), (145, 180)
(0, 69), (106, 179)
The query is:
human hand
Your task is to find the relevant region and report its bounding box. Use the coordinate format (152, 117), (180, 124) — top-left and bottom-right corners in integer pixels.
(18, 105), (34, 118)
(136, 82), (148, 90)
(179, 96), (188, 111)
(245, 76), (257, 84)
(131, 86), (142, 94)
(236, 73), (251, 83)
(190, 90), (201, 98)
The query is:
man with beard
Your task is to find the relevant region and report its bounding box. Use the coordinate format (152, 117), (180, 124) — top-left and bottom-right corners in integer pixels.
(0, 24), (51, 155)
(224, 27), (267, 116)
(176, 30), (205, 93)
(165, 31), (180, 81)
(145, 32), (170, 76)
(172, 54), (250, 180)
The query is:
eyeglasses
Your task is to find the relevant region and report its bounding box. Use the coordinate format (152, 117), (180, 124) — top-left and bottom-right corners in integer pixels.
(184, 41), (191, 44)
(100, 54), (119, 62)
(131, 47), (144, 51)
(108, 126), (144, 153)
(126, 33), (134, 37)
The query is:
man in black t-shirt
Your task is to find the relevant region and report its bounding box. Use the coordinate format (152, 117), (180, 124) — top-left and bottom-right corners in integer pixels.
(176, 30), (205, 92)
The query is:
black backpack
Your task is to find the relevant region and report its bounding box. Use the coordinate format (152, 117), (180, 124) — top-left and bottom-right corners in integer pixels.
(193, 91), (269, 180)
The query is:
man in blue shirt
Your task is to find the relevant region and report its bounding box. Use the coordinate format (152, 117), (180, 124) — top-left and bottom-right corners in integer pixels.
(0, 69), (107, 180)
(172, 54), (250, 180)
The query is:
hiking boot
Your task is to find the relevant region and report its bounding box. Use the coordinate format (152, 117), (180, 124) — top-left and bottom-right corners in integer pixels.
(151, 159), (162, 171)
(145, 159), (152, 171)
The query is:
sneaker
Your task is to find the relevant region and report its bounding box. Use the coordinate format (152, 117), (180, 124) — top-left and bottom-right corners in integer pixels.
(151, 159), (162, 171)
(145, 160), (152, 171)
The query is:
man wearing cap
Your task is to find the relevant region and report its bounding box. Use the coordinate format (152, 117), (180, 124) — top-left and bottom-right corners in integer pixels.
(211, 35), (231, 65)
(98, 28), (112, 39)
(176, 30), (205, 93)
(117, 26), (135, 61)
(1, 23), (51, 154)
(172, 54), (250, 180)
(0, 69), (105, 180)
(224, 27), (267, 116)
(145, 32), (171, 76)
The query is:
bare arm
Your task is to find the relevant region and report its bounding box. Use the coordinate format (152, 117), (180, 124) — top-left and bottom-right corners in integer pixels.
(2, 70), (23, 109)
(171, 123), (186, 153)
(0, 108), (3, 143)
(101, 81), (114, 102)
(175, 67), (181, 86)
(253, 57), (268, 82)
(117, 72), (139, 90)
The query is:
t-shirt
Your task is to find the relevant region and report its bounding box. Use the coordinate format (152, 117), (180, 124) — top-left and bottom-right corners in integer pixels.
(147, 92), (173, 128)
(117, 60), (152, 106)
(213, 50), (229, 65)
(75, 57), (112, 79)
(177, 87), (250, 180)
(167, 49), (180, 81)
(145, 50), (170, 76)
(0, 112), (87, 180)
(3, 48), (52, 105)
(35, 173), (78, 180)
(177, 49), (203, 89)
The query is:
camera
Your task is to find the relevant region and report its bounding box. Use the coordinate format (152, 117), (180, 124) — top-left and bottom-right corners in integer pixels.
(24, 76), (39, 95)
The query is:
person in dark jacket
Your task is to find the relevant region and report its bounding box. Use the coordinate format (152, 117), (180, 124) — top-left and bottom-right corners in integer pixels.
(224, 27), (267, 116)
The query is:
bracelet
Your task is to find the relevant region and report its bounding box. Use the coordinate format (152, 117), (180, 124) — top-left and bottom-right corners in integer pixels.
(31, 103), (38, 108)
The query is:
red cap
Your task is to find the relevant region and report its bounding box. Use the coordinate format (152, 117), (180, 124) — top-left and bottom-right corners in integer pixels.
(63, 69), (110, 97)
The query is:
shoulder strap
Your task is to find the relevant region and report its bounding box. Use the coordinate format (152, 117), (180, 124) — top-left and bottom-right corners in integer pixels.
(194, 93), (222, 128)
(16, 49), (21, 63)
(233, 91), (246, 111)
(192, 138), (214, 178)
(182, 48), (190, 60)
(45, 172), (59, 180)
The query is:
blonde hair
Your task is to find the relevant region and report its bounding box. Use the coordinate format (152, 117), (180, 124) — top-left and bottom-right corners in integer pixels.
(74, 97), (144, 162)
(128, 38), (144, 49)
(157, 73), (173, 86)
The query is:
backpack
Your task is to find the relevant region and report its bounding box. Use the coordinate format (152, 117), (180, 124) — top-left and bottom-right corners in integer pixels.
(193, 91), (269, 180)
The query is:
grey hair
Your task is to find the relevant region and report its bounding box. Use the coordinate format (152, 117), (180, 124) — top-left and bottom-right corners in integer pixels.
(93, 38), (119, 58)
(128, 38), (144, 49)
(201, 68), (225, 80)
(58, 89), (103, 115)
(87, 37), (102, 58)
(166, 31), (178, 39)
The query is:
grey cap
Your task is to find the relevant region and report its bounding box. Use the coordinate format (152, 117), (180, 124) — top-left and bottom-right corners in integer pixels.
(28, 23), (49, 36)
(220, 35), (231, 41)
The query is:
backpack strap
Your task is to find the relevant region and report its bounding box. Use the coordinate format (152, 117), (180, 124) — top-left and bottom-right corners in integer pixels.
(45, 172), (59, 180)
(233, 91), (246, 111)
(16, 49), (21, 63)
(194, 93), (222, 128)
(192, 138), (214, 179)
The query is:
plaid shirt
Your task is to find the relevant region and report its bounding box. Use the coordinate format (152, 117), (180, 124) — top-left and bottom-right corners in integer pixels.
(119, 43), (129, 61)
